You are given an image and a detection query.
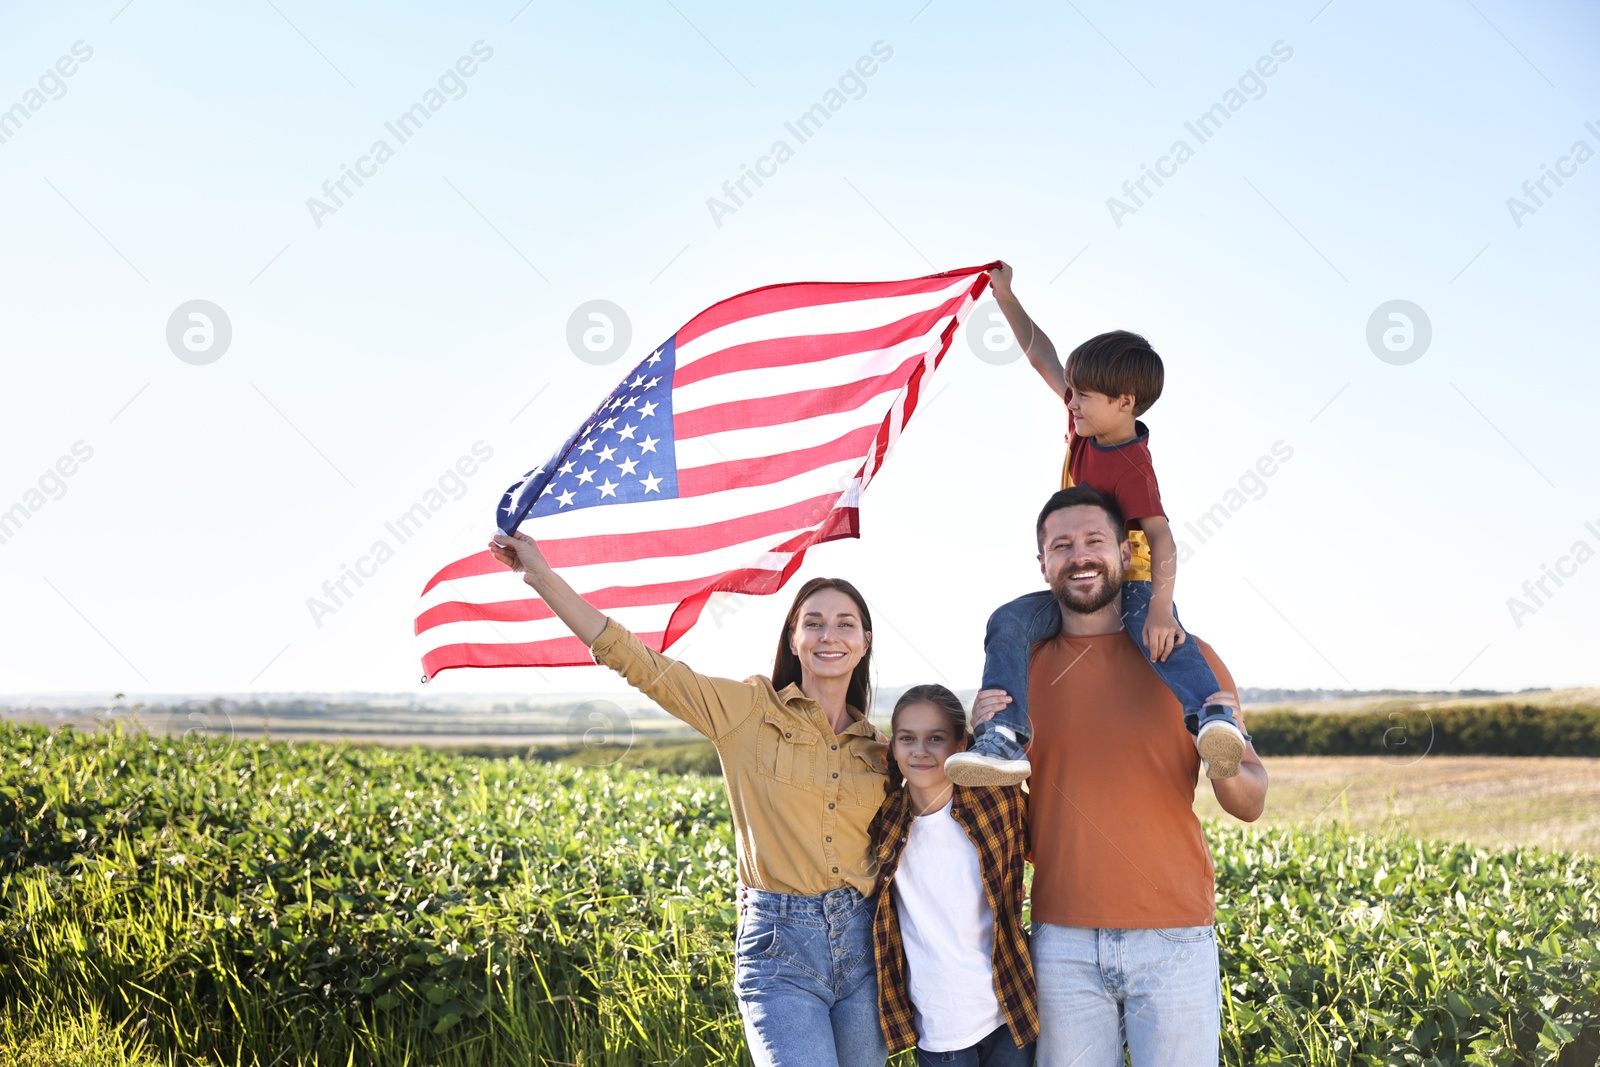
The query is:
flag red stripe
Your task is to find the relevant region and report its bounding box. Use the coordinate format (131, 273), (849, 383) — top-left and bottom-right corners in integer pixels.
(671, 296), (966, 390)
(422, 631), (669, 674)
(674, 266), (992, 349)
(674, 353), (922, 441)
(676, 424), (876, 498)
(419, 491), (843, 595)
(662, 505), (861, 648)
(421, 507), (865, 675)
(420, 506), (857, 648)
(417, 567), (782, 633)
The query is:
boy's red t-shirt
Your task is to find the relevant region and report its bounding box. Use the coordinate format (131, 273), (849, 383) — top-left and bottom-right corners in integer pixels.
(1062, 409), (1164, 581)
(1066, 418), (1165, 523)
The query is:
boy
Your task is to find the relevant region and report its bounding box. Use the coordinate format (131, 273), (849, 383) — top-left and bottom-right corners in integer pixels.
(944, 262), (1248, 787)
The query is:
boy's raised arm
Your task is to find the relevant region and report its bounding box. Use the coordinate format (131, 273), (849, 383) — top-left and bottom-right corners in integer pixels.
(988, 262), (1066, 400)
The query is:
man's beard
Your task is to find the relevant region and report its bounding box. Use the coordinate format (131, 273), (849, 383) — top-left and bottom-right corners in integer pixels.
(1048, 559), (1124, 616)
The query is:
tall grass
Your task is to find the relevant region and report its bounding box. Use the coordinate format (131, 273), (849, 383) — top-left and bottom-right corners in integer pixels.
(2, 721), (1597, 1065)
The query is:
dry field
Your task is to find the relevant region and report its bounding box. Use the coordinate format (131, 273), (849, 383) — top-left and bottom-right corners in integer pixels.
(1195, 754), (1600, 855)
(1244, 686), (1600, 715)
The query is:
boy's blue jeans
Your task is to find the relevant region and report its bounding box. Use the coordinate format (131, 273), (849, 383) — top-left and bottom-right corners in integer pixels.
(976, 581), (1232, 755)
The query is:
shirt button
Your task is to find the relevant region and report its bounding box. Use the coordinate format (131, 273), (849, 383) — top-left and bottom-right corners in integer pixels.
(832, 772), (839, 779)
(784, 732), (791, 738)
(825, 835), (832, 842)
(832, 867), (839, 873)
(831, 744), (837, 750)
(828, 803), (835, 809)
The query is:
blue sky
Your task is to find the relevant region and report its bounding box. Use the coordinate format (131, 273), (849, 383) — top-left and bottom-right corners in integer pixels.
(1, 0), (1596, 700)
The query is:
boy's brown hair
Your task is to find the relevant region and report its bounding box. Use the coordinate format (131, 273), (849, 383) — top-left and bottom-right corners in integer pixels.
(1064, 330), (1164, 416)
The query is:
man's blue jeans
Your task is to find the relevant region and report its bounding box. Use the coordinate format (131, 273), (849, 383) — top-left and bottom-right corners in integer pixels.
(1032, 923), (1221, 1066)
(976, 582), (1226, 753)
(734, 885), (887, 1067)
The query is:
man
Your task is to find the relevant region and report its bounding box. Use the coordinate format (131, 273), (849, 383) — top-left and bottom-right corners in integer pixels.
(981, 485), (1268, 1066)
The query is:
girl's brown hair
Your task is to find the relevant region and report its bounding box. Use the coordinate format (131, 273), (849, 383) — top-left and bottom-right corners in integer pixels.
(771, 577), (874, 715)
(886, 684), (972, 792)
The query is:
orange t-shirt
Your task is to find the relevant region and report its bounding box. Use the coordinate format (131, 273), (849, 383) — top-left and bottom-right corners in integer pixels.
(1026, 629), (1234, 928)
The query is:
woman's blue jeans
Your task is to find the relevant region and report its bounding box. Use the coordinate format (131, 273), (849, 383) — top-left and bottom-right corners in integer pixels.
(735, 885), (888, 1067)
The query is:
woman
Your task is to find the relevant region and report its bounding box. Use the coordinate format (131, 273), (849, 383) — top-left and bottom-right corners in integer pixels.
(488, 531), (890, 1067)
(871, 685), (1036, 1066)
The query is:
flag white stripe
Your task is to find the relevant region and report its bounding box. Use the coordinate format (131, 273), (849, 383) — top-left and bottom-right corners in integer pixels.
(672, 327), (952, 418)
(420, 603), (686, 652)
(673, 397), (889, 470)
(672, 276), (976, 369)
(509, 456), (862, 541)
(420, 534), (808, 617)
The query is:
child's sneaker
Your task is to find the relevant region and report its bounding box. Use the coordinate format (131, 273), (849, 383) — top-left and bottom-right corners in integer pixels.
(1196, 717), (1245, 779)
(945, 730), (1030, 787)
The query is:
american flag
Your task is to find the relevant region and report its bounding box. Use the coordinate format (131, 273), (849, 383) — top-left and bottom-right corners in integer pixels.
(416, 263), (995, 678)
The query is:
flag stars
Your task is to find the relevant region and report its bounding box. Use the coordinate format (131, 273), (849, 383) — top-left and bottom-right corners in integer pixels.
(596, 444), (617, 464)
(557, 489), (575, 507)
(639, 435), (659, 454)
(623, 397), (638, 410)
(600, 417), (618, 431)
(641, 472), (663, 493)
(617, 423), (637, 441)
(575, 466), (596, 485)
(638, 401), (658, 419)
(578, 437), (597, 453)
(616, 456), (638, 476)
(558, 460), (576, 476)
(597, 478), (619, 499)
(630, 374), (646, 389)
(647, 349), (663, 366)
(645, 376), (661, 390)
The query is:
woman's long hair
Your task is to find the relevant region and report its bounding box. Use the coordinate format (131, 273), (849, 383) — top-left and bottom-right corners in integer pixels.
(770, 577), (874, 715)
(886, 684), (973, 792)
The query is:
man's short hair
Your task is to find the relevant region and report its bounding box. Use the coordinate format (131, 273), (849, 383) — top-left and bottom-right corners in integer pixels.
(1036, 485), (1128, 550)
(1063, 330), (1164, 416)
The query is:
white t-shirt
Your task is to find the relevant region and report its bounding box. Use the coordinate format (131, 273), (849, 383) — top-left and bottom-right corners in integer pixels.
(890, 797), (1008, 1052)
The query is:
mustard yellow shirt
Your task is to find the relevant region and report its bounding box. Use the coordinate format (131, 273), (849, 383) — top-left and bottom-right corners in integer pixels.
(588, 617), (889, 897)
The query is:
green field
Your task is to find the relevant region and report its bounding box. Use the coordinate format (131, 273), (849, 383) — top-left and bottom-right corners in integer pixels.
(2, 722), (1598, 1066)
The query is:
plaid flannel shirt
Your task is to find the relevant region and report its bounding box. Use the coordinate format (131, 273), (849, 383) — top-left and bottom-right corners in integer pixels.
(870, 783), (1038, 1053)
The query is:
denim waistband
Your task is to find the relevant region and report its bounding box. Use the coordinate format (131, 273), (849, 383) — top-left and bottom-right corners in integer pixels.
(743, 884), (872, 920)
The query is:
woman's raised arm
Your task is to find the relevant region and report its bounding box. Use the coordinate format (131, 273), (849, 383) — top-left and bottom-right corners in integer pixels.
(489, 531), (607, 644)
(487, 531), (758, 742)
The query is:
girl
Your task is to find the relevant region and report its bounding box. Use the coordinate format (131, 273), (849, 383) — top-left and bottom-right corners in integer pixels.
(870, 684), (1037, 1066)
(489, 529), (890, 1067)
